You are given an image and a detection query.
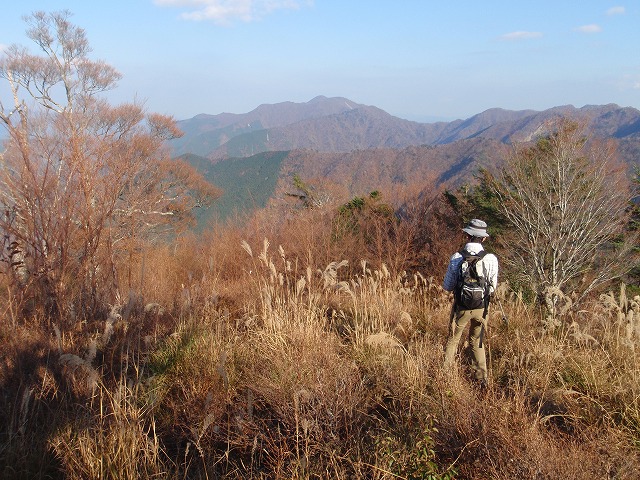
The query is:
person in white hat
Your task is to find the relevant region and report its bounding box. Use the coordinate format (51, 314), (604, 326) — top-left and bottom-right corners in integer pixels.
(442, 219), (499, 388)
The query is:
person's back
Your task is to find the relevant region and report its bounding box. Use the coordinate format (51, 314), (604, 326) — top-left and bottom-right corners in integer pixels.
(442, 219), (498, 388)
(456, 248), (488, 310)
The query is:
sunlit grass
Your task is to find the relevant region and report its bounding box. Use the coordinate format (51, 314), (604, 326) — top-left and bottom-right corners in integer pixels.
(1, 229), (639, 479)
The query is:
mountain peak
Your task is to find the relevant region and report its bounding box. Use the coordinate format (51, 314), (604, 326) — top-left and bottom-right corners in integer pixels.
(170, 99), (640, 161)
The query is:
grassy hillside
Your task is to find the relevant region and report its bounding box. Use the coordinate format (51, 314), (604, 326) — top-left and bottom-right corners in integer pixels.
(2, 202), (639, 479)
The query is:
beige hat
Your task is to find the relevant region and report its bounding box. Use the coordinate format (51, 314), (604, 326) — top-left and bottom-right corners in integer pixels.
(462, 218), (489, 237)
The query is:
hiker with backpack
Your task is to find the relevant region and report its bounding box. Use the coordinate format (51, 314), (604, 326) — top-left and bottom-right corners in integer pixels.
(442, 219), (499, 388)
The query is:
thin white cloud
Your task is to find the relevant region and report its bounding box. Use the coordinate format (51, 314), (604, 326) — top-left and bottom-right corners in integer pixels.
(606, 6), (626, 16)
(575, 24), (602, 33)
(617, 73), (640, 91)
(154, 0), (312, 24)
(0, 43), (7, 53)
(500, 31), (543, 41)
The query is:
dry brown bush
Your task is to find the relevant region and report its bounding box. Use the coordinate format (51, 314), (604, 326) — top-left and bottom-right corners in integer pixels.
(0, 12), (219, 324)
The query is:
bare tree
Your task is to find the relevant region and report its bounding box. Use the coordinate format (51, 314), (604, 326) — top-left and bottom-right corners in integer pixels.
(490, 119), (637, 322)
(0, 11), (219, 320)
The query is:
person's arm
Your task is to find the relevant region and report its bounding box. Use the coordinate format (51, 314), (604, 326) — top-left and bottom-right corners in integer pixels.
(484, 254), (499, 294)
(442, 254), (460, 292)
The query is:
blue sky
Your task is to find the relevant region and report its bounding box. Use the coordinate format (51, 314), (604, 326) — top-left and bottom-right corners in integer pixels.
(1, 1), (638, 122)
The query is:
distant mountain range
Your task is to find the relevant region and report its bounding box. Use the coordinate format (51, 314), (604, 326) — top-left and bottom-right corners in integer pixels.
(171, 96), (640, 160)
(170, 96), (640, 223)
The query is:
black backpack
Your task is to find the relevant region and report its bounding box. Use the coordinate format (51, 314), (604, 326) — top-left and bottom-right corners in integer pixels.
(455, 249), (488, 310)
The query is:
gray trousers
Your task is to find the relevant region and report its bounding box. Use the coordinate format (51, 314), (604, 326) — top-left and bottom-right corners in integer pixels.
(443, 307), (487, 381)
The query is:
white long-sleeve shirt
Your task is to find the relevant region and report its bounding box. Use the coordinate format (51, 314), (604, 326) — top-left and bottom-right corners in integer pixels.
(442, 242), (499, 294)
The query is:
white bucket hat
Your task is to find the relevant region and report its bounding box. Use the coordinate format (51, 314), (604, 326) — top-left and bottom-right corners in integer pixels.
(462, 218), (489, 237)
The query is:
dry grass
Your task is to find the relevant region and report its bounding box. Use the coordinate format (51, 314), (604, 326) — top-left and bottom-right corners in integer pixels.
(50, 379), (167, 480)
(1, 214), (639, 479)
